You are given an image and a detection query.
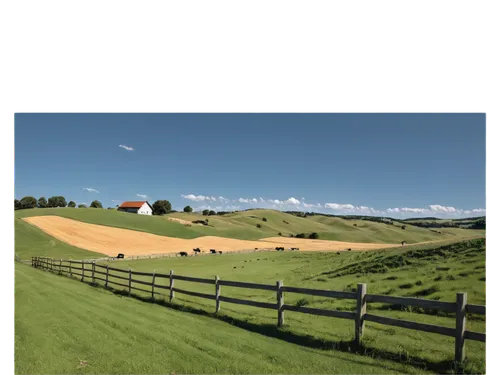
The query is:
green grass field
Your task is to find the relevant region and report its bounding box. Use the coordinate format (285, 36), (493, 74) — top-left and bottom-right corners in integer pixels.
(16, 262), (428, 375)
(14, 209), (486, 374)
(15, 208), (485, 259)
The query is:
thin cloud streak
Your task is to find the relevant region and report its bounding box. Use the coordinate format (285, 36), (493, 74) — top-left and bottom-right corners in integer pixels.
(83, 188), (99, 193)
(119, 144), (135, 151)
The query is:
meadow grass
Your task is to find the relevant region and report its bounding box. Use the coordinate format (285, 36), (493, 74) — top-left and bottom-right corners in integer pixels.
(90, 238), (486, 374)
(16, 262), (429, 375)
(15, 208), (485, 246)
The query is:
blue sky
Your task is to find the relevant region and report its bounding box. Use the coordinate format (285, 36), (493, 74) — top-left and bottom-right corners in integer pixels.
(14, 113), (485, 218)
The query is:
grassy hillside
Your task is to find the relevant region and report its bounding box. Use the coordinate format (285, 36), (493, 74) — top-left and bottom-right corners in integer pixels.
(15, 208), (484, 245)
(15, 217), (105, 260)
(15, 262), (426, 374)
(93, 238), (486, 374)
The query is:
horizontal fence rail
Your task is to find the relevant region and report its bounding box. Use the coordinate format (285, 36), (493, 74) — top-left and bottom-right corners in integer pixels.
(31, 256), (485, 364)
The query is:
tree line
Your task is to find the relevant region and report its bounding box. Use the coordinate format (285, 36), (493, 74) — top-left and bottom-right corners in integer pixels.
(15, 196), (103, 210)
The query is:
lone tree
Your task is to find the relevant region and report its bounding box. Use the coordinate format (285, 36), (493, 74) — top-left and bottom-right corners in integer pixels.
(20, 196), (37, 209)
(183, 205), (193, 213)
(37, 197), (47, 208)
(78, 204), (88, 208)
(202, 209), (210, 216)
(152, 200), (172, 215)
(90, 200), (103, 208)
(209, 210), (216, 216)
(68, 201), (76, 208)
(47, 196), (67, 208)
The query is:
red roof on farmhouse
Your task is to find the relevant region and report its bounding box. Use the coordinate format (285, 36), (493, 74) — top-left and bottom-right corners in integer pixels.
(119, 201), (148, 209)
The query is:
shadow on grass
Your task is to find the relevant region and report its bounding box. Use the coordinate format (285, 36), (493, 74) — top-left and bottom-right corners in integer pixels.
(47, 269), (479, 375)
(93, 284), (473, 374)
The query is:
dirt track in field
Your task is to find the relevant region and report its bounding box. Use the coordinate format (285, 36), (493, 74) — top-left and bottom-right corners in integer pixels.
(23, 216), (401, 257)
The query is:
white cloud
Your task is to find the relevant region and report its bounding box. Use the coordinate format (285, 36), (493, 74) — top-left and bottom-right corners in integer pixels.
(218, 196), (230, 203)
(119, 144), (135, 151)
(387, 207), (427, 213)
(111, 200), (121, 202)
(136, 194), (149, 199)
(181, 194), (217, 202)
(285, 197), (301, 205)
(238, 197), (259, 203)
(324, 203), (377, 214)
(83, 188), (99, 193)
(429, 205), (458, 213)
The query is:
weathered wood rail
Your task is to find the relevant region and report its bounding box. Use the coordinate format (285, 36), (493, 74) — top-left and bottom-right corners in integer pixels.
(31, 256), (485, 363)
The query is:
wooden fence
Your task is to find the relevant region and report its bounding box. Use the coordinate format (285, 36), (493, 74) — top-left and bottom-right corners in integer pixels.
(31, 256), (485, 363)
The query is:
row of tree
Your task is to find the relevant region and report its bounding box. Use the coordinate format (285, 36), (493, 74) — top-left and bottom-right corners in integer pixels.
(15, 196), (103, 210)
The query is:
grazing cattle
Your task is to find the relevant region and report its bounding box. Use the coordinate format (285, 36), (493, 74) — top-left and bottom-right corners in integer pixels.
(290, 247), (300, 251)
(275, 247), (285, 251)
(401, 241), (407, 246)
(337, 252), (341, 255)
(116, 253), (125, 259)
(347, 248), (352, 251)
(193, 248), (201, 254)
(218, 251), (223, 254)
(179, 252), (188, 257)
(233, 266), (236, 269)
(210, 249), (217, 254)
(255, 248), (258, 250)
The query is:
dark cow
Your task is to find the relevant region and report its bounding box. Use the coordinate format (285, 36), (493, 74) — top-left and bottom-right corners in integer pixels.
(275, 247), (285, 251)
(116, 253), (125, 259)
(291, 247), (300, 251)
(210, 249), (217, 254)
(218, 251), (223, 254)
(179, 252), (188, 257)
(337, 252), (341, 255)
(193, 248), (201, 254)
(347, 248), (352, 251)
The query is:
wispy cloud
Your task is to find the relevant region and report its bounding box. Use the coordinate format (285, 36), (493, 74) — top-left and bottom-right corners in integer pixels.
(238, 197), (259, 204)
(119, 144), (135, 151)
(83, 188), (99, 193)
(181, 194), (218, 202)
(384, 205), (485, 217)
(136, 194), (149, 199)
(324, 203), (377, 214)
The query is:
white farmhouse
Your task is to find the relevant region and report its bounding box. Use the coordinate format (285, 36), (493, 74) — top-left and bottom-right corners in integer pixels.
(117, 201), (153, 215)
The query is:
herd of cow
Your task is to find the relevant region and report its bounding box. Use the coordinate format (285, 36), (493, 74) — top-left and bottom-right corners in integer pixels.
(178, 246), (300, 257)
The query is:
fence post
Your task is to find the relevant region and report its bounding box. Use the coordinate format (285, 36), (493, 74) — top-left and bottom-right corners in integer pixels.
(81, 262), (84, 281)
(169, 270), (175, 302)
(355, 283), (367, 346)
(69, 260), (72, 277)
(105, 265), (109, 288)
(455, 292), (467, 363)
(59, 259), (62, 274)
(152, 271), (156, 300)
(277, 280), (284, 327)
(51, 258), (54, 272)
(215, 276), (221, 313)
(128, 269), (132, 296)
(92, 262), (95, 284)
